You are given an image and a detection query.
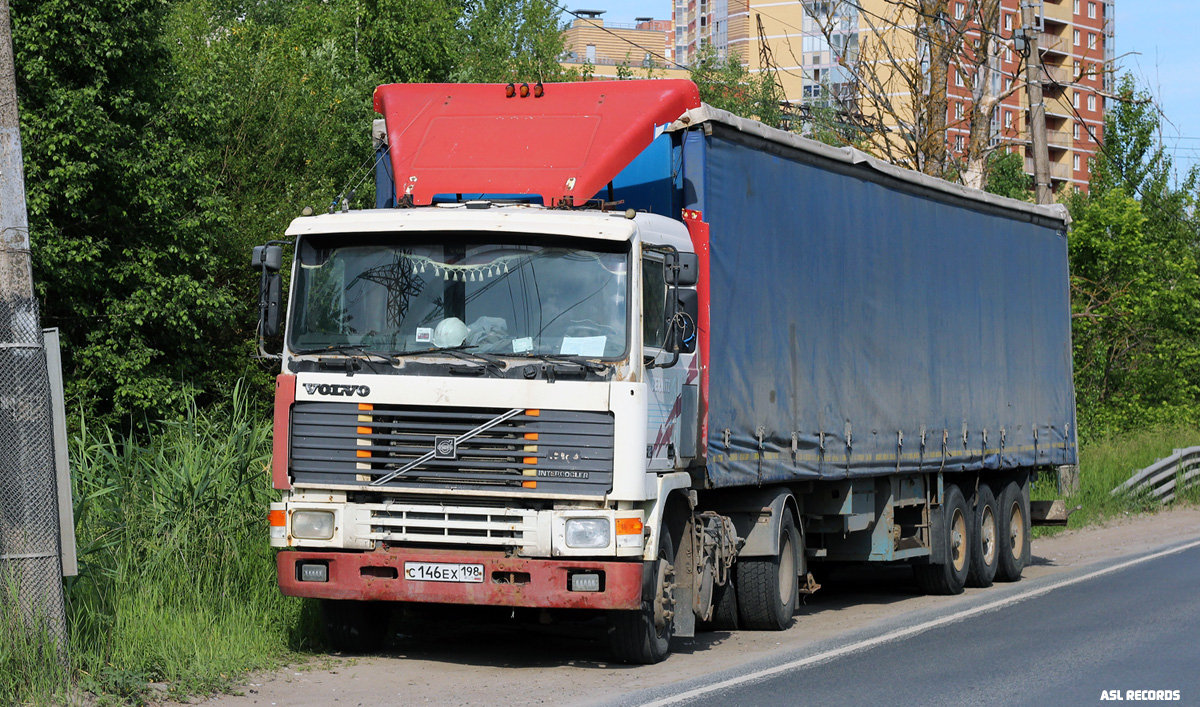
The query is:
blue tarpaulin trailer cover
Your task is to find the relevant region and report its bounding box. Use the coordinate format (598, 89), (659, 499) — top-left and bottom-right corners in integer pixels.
(666, 108), (1077, 488)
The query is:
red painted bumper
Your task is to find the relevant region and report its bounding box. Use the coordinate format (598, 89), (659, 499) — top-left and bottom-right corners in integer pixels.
(277, 547), (644, 610)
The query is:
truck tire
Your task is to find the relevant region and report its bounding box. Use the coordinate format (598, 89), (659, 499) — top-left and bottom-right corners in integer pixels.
(967, 482), (999, 588)
(995, 478), (1031, 582)
(609, 529), (675, 664)
(321, 599), (389, 653)
(736, 511), (799, 631)
(699, 577), (739, 632)
(914, 483), (970, 595)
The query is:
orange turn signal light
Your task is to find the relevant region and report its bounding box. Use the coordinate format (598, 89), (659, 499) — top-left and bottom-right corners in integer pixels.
(522, 480), (537, 488)
(525, 409), (540, 417)
(358, 403), (373, 411)
(616, 518), (644, 535)
(268, 510), (286, 527)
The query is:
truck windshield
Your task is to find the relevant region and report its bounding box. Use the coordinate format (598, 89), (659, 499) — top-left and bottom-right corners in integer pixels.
(288, 234), (629, 359)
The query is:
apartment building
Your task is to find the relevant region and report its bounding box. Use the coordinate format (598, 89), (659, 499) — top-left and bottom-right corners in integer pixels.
(672, 0), (1114, 191)
(560, 10), (688, 79)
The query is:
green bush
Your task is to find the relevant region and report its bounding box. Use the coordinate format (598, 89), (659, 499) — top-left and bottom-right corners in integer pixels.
(0, 384), (320, 705)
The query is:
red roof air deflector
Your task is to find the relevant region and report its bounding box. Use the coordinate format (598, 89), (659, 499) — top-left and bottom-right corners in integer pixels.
(372, 81), (701, 206)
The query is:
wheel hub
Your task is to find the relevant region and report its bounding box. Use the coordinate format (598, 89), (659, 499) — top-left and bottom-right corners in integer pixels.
(652, 560), (676, 633)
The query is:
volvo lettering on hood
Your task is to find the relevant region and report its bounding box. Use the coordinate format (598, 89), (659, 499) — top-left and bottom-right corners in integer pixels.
(302, 383), (370, 397)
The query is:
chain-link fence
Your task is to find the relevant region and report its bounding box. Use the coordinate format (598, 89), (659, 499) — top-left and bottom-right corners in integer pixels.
(0, 295), (66, 649)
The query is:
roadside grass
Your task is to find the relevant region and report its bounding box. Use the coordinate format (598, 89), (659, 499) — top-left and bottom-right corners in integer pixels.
(0, 383), (322, 706)
(1033, 423), (1200, 534)
(0, 577), (72, 706)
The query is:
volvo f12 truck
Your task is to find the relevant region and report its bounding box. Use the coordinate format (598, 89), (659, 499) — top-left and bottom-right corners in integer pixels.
(258, 80), (1076, 664)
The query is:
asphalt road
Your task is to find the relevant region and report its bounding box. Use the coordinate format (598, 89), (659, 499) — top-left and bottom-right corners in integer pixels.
(623, 539), (1200, 707)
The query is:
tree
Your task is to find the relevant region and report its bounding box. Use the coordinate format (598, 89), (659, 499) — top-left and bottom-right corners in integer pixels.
(688, 45), (783, 128)
(1066, 74), (1200, 429)
(983, 151), (1031, 200)
(13, 0), (240, 420)
(804, 0), (1025, 186)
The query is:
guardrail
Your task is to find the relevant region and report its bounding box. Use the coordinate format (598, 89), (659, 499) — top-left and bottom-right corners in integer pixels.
(1110, 446), (1200, 504)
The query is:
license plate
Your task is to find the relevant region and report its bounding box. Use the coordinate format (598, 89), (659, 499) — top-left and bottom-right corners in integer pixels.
(403, 561), (485, 583)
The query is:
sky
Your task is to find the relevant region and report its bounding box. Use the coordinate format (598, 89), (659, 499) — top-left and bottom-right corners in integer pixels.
(561, 0), (1200, 177)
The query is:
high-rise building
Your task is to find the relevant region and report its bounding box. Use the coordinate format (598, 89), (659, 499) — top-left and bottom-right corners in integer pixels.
(670, 0), (1113, 191)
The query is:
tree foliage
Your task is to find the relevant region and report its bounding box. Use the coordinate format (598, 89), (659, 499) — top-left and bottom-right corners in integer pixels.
(983, 151), (1032, 201)
(1067, 75), (1200, 436)
(687, 45), (783, 128)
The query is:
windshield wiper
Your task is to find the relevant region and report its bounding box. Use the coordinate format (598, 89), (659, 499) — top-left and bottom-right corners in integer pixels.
(290, 345), (400, 367)
(513, 352), (607, 373)
(392, 344), (508, 372)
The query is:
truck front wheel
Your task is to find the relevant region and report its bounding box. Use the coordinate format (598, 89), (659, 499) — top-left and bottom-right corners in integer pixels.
(608, 530), (675, 664)
(736, 511), (800, 630)
(321, 599), (390, 653)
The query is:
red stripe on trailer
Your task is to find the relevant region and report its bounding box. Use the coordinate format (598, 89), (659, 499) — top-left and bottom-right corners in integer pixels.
(372, 81), (701, 207)
(273, 374), (295, 490)
(278, 548), (643, 610)
(683, 210), (710, 458)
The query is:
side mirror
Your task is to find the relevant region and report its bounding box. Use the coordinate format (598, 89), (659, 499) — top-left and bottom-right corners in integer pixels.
(669, 252), (699, 286)
(261, 273), (282, 337)
(252, 245), (283, 272)
(253, 243), (286, 355)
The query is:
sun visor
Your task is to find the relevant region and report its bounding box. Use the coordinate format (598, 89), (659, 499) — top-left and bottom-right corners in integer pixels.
(372, 81), (701, 206)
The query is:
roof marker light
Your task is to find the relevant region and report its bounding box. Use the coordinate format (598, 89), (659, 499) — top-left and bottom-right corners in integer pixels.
(533, 82), (544, 98)
(519, 83), (530, 98)
(505, 83), (516, 98)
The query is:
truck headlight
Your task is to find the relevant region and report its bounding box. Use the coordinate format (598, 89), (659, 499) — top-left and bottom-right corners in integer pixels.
(291, 510), (335, 540)
(564, 518), (610, 549)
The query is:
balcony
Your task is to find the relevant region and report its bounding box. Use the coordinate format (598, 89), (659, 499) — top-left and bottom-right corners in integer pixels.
(1039, 33), (1071, 60)
(1024, 157), (1071, 181)
(1046, 130), (1073, 150)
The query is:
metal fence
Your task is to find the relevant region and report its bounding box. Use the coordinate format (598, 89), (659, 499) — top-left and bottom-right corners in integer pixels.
(0, 295), (66, 648)
(1110, 446), (1200, 505)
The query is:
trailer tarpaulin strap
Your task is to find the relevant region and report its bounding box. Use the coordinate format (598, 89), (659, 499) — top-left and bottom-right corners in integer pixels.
(373, 81), (701, 207)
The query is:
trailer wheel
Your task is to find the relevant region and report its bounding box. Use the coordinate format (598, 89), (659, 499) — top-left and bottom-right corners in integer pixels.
(995, 479), (1031, 582)
(609, 528), (675, 664)
(967, 482), (998, 588)
(321, 599), (389, 653)
(914, 483), (970, 595)
(736, 511), (799, 630)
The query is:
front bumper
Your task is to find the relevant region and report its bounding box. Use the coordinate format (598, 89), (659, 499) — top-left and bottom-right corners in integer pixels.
(277, 547), (644, 610)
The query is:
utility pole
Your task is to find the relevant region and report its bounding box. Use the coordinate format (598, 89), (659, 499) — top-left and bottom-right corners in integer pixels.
(0, 0), (68, 650)
(0, 0), (34, 295)
(1019, 0), (1053, 204)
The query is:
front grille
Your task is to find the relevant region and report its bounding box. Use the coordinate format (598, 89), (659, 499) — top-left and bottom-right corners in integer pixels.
(362, 502), (538, 548)
(290, 402), (614, 494)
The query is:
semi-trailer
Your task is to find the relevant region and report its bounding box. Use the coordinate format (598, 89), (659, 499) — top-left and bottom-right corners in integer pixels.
(258, 80), (1076, 664)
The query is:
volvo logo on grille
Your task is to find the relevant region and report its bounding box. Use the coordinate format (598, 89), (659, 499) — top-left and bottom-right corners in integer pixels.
(302, 383), (370, 397)
(434, 436), (457, 459)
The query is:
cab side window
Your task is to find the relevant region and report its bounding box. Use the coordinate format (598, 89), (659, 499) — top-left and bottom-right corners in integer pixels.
(642, 257), (667, 349)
